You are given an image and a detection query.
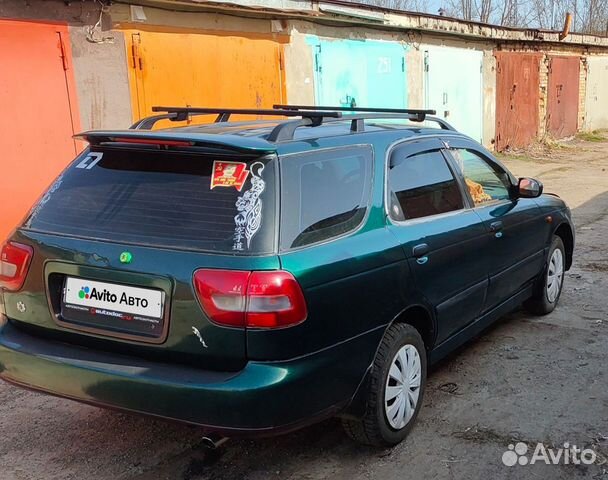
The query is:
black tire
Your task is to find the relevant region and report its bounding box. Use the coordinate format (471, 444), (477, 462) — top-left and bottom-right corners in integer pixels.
(342, 323), (427, 447)
(524, 235), (566, 315)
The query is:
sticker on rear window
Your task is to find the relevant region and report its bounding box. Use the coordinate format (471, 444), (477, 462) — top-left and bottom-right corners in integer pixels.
(76, 152), (103, 170)
(233, 162), (265, 251)
(210, 161), (250, 191)
(24, 173), (65, 227)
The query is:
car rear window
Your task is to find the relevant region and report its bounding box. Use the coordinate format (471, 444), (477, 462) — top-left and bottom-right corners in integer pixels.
(279, 145), (373, 250)
(24, 147), (277, 254)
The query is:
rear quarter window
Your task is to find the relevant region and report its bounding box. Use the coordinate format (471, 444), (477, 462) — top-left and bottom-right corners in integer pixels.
(24, 147), (277, 254)
(279, 145), (373, 250)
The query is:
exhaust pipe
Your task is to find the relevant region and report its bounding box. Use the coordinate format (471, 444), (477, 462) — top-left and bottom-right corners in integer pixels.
(201, 433), (229, 450)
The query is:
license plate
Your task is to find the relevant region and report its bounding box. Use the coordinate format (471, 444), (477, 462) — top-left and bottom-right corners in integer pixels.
(63, 277), (164, 320)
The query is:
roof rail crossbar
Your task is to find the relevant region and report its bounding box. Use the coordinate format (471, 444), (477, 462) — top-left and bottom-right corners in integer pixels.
(151, 106), (341, 120)
(273, 104), (453, 130)
(131, 106), (341, 131)
(274, 104), (436, 118)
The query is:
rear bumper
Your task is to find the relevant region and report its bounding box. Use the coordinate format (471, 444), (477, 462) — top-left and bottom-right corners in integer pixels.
(0, 322), (377, 435)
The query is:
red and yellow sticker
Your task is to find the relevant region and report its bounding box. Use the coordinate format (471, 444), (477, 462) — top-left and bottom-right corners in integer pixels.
(210, 161), (249, 191)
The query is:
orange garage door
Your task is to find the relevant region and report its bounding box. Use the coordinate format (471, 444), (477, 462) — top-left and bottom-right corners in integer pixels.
(126, 29), (286, 126)
(0, 20), (80, 240)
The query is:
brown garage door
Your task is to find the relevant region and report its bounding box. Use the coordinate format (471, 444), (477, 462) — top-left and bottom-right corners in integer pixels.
(547, 56), (580, 139)
(0, 20), (80, 240)
(495, 52), (542, 151)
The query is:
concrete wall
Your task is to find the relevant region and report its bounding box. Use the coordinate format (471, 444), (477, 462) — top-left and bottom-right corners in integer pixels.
(284, 25), (316, 105)
(482, 51), (497, 147)
(69, 27), (132, 130)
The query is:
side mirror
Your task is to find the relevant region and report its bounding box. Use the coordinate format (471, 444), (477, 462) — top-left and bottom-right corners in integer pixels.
(518, 177), (543, 198)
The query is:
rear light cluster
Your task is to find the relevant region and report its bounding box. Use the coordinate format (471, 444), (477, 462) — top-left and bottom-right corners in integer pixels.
(193, 269), (307, 329)
(0, 242), (33, 291)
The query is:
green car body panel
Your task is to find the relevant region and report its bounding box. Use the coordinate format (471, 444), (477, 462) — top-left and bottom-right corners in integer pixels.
(0, 120), (574, 434)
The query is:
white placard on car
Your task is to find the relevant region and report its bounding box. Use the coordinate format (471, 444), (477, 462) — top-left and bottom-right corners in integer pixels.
(64, 277), (164, 319)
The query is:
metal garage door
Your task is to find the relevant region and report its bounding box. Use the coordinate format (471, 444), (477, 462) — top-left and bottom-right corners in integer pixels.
(310, 38), (407, 109)
(0, 20), (80, 240)
(547, 56), (580, 139)
(126, 30), (286, 125)
(584, 56), (608, 131)
(424, 46), (483, 142)
(495, 52), (542, 151)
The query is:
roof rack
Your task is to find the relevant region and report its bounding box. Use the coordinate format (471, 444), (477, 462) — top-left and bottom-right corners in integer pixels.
(129, 106), (342, 130)
(128, 105), (455, 142)
(274, 104), (436, 122)
(273, 105), (455, 133)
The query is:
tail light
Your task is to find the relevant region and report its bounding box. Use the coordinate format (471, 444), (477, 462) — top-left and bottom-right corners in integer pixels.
(0, 242), (33, 291)
(193, 269), (307, 328)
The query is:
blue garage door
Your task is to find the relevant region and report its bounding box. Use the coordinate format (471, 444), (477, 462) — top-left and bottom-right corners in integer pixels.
(310, 38), (408, 109)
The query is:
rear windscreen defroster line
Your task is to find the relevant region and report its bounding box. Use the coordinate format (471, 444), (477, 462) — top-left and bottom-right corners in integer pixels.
(24, 147), (277, 254)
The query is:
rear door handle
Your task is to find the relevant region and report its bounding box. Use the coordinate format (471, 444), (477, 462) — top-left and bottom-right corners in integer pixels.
(489, 221), (503, 232)
(412, 243), (429, 258)
(490, 221), (504, 238)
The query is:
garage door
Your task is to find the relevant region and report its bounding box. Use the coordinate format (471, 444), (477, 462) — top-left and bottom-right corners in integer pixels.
(126, 30), (286, 126)
(495, 52), (542, 151)
(547, 56), (580, 139)
(584, 56), (608, 131)
(424, 46), (483, 143)
(310, 38), (408, 109)
(0, 20), (80, 240)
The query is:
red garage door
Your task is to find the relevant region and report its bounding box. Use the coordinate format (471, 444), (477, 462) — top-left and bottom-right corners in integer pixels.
(0, 20), (80, 240)
(495, 52), (542, 151)
(547, 56), (580, 139)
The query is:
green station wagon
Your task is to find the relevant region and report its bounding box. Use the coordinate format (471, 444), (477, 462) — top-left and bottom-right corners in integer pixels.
(0, 105), (574, 446)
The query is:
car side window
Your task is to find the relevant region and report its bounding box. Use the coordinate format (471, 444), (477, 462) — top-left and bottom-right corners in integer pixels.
(450, 149), (512, 206)
(388, 150), (464, 221)
(280, 145), (373, 250)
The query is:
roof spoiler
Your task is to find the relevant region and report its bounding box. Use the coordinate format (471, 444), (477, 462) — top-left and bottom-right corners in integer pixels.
(74, 131), (278, 154)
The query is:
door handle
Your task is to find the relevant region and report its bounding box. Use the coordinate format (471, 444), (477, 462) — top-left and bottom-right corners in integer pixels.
(489, 221), (504, 238)
(412, 243), (429, 258)
(489, 221), (503, 232)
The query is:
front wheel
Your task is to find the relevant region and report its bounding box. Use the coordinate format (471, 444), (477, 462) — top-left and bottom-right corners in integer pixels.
(342, 323), (427, 447)
(524, 235), (566, 315)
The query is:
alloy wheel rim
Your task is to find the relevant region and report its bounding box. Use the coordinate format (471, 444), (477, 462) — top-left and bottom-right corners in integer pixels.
(385, 344), (421, 430)
(546, 248), (564, 303)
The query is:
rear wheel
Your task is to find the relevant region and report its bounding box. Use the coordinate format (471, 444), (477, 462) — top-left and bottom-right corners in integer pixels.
(342, 323), (426, 447)
(525, 235), (566, 315)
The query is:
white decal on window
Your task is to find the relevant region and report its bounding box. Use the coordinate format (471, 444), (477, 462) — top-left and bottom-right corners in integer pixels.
(76, 152), (103, 170)
(233, 162), (266, 251)
(24, 174), (64, 227)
